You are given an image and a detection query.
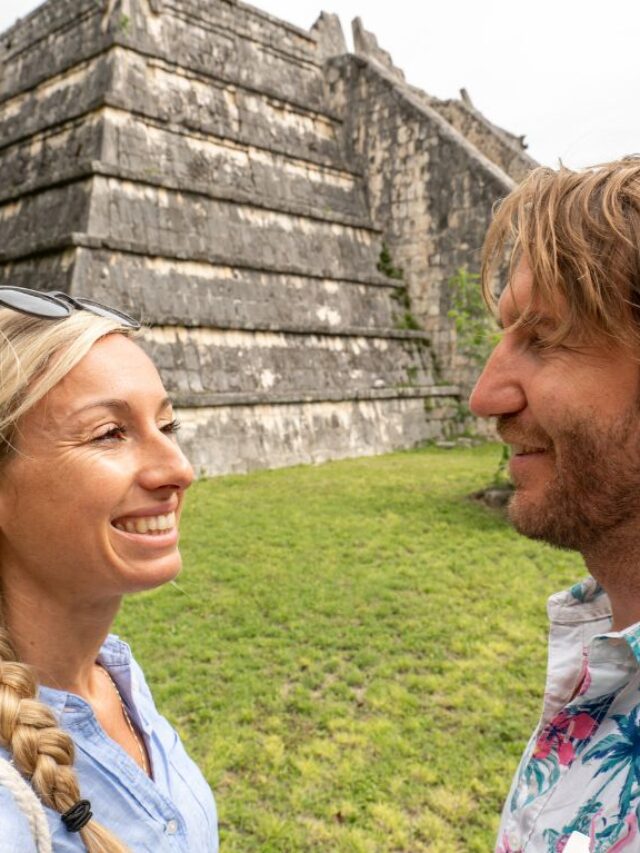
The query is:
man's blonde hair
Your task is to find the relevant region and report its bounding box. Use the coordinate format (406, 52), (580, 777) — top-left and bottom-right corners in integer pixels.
(482, 157), (640, 348)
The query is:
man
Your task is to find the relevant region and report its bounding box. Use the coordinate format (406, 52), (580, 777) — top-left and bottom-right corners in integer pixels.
(469, 159), (640, 852)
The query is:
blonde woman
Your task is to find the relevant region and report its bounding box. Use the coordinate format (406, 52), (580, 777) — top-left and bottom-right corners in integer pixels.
(0, 287), (218, 851)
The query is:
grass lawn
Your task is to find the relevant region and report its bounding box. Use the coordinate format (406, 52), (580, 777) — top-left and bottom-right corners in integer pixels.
(115, 443), (584, 852)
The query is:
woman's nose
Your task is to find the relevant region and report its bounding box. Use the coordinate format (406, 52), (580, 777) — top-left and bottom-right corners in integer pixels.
(138, 430), (195, 492)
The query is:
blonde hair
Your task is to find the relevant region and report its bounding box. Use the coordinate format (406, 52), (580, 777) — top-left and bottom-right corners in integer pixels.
(0, 307), (136, 852)
(481, 156), (640, 349)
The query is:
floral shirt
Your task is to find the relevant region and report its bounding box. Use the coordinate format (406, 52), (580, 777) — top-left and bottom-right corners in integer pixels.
(497, 578), (640, 852)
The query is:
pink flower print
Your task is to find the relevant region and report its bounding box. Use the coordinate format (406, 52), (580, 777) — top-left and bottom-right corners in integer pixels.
(569, 713), (598, 740)
(532, 710), (598, 766)
(557, 740), (575, 766)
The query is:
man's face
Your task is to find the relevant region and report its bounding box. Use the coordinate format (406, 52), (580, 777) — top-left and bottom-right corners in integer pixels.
(469, 260), (640, 552)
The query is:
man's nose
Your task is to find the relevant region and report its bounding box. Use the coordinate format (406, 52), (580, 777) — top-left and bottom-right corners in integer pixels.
(469, 337), (526, 418)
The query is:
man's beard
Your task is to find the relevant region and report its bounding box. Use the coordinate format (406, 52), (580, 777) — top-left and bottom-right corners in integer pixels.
(498, 408), (640, 552)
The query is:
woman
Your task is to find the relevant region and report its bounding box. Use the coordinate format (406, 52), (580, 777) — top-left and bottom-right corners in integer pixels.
(0, 287), (218, 851)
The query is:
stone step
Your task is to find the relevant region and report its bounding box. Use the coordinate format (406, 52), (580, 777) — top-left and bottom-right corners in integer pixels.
(140, 3), (327, 111)
(165, 0), (320, 64)
(109, 47), (346, 167)
(171, 385), (459, 408)
(174, 393), (460, 477)
(0, 178), (388, 284)
(140, 326), (435, 398)
(0, 0), (323, 105)
(0, 248), (405, 332)
(0, 47), (350, 172)
(0, 111), (371, 226)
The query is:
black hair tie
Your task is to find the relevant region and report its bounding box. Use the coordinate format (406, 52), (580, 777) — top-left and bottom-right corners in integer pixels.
(61, 799), (93, 832)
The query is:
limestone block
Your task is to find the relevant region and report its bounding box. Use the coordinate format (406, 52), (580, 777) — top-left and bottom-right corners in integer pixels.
(0, 115), (103, 203)
(70, 249), (399, 331)
(107, 47), (344, 168)
(176, 395), (453, 476)
(352, 18), (405, 82)
(0, 53), (112, 150)
(139, 327), (434, 397)
(0, 181), (92, 258)
(86, 176), (383, 282)
(98, 109), (368, 223)
(0, 0), (108, 99)
(0, 249), (77, 291)
(311, 13), (347, 62)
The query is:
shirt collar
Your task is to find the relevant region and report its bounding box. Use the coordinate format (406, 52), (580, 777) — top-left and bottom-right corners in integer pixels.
(548, 577), (640, 666)
(38, 633), (133, 717)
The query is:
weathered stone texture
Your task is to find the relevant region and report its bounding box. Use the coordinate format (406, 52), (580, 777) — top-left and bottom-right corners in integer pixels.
(325, 51), (516, 386)
(85, 176), (382, 280)
(71, 250), (400, 331)
(0, 0), (531, 474)
(140, 326), (434, 399)
(432, 98), (537, 183)
(177, 394), (458, 476)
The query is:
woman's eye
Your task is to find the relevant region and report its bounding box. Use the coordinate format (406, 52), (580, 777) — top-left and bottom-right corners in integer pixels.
(162, 418), (182, 436)
(93, 425), (126, 442)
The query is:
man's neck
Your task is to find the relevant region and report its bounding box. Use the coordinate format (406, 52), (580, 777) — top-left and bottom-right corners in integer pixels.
(584, 530), (640, 631)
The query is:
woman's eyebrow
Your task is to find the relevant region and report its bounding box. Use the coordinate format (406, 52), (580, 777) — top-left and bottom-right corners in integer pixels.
(69, 397), (173, 419)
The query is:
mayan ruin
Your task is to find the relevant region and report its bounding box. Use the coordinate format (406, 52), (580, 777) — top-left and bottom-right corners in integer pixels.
(0, 0), (536, 475)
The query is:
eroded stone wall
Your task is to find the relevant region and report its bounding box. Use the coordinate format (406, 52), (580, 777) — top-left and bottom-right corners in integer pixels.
(324, 53), (516, 398)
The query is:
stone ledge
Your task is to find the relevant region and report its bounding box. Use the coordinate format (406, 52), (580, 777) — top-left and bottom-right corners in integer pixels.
(122, 43), (343, 123)
(173, 385), (460, 408)
(0, 101), (363, 179)
(140, 320), (430, 341)
(0, 159), (376, 232)
(0, 0), (323, 104)
(0, 234), (395, 289)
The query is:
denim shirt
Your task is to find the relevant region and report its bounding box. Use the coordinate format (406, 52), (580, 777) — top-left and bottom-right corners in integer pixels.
(0, 635), (218, 852)
(496, 578), (640, 852)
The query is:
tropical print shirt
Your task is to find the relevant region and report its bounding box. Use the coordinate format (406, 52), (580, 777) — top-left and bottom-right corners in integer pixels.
(497, 577), (640, 852)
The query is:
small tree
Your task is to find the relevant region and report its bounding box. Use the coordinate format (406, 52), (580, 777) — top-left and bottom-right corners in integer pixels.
(447, 267), (500, 365)
(448, 267), (510, 488)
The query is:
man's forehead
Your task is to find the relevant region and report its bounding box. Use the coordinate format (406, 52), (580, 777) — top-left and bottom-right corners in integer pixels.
(497, 262), (564, 329)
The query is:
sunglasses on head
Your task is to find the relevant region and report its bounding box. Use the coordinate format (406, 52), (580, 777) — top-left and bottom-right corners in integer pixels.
(0, 286), (141, 330)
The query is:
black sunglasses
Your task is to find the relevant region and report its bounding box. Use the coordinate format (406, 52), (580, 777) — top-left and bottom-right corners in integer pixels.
(0, 287), (141, 329)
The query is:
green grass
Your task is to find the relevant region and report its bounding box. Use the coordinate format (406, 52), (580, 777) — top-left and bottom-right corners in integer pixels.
(115, 444), (583, 852)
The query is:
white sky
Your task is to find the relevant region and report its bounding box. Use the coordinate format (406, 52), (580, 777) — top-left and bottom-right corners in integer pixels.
(1, 0), (639, 168)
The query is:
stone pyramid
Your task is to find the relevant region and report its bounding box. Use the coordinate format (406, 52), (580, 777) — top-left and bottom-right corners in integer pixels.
(0, 0), (533, 474)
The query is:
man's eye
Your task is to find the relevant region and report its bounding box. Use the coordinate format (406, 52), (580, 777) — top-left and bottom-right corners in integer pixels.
(93, 425), (126, 442)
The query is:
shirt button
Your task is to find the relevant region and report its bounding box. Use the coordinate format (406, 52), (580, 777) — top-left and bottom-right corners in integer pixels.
(165, 819), (178, 835)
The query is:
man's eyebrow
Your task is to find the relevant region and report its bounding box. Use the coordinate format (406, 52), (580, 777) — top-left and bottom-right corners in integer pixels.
(70, 397), (174, 418)
(497, 312), (558, 332)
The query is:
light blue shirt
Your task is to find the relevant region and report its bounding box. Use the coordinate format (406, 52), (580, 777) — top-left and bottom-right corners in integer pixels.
(0, 635), (218, 852)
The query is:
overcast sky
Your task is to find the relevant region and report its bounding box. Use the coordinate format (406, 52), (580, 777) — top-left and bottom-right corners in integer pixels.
(1, 0), (638, 169)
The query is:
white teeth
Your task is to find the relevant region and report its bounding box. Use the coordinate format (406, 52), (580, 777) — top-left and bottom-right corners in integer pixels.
(114, 512), (176, 535)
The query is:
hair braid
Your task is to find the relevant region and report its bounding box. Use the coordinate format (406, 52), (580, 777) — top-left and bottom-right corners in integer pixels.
(0, 628), (129, 852)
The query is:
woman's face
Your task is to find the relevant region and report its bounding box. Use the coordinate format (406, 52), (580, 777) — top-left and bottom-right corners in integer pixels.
(0, 334), (195, 605)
